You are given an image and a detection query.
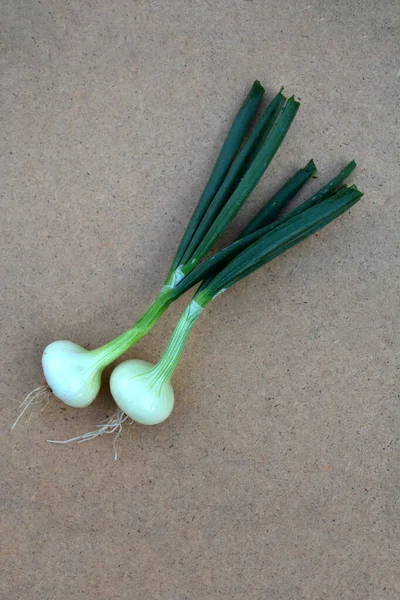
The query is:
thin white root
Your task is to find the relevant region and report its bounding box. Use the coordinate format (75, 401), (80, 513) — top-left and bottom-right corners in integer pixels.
(12, 385), (52, 430)
(47, 408), (132, 460)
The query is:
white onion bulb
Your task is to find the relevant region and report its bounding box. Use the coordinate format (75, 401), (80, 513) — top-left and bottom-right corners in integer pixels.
(42, 341), (102, 408)
(110, 359), (174, 425)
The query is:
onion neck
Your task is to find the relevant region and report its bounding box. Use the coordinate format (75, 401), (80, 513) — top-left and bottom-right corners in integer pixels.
(151, 298), (206, 383)
(92, 287), (173, 368)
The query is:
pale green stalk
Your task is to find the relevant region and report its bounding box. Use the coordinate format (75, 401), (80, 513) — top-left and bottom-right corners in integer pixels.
(149, 299), (206, 384)
(91, 287), (173, 368)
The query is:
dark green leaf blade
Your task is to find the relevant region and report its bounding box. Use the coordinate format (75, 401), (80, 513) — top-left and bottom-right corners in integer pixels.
(180, 90), (286, 265)
(234, 160), (358, 249)
(199, 185), (363, 299)
(170, 80), (265, 271)
(183, 96), (300, 272)
(239, 159), (316, 238)
(287, 160), (357, 220)
(174, 160), (358, 295)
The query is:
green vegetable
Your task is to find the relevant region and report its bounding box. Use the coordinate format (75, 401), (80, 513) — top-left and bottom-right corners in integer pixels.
(171, 80), (265, 270)
(239, 158), (317, 237)
(171, 160), (355, 296)
(14, 79), (364, 461)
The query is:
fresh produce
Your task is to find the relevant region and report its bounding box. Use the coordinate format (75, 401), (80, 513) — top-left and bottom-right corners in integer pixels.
(13, 82), (301, 427)
(13, 80), (363, 461)
(47, 163), (361, 457)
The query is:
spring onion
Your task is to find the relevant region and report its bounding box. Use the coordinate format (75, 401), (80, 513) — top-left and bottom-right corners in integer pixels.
(14, 81), (300, 426)
(46, 158), (323, 451)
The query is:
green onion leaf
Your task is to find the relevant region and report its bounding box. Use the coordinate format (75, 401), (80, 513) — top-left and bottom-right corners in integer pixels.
(198, 185), (363, 300)
(170, 80), (265, 270)
(181, 96), (300, 272)
(239, 158), (316, 237)
(285, 159), (357, 219)
(179, 90), (286, 265)
(173, 160), (357, 297)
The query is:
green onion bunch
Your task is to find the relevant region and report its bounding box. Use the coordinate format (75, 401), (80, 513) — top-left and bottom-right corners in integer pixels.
(13, 81), (363, 451)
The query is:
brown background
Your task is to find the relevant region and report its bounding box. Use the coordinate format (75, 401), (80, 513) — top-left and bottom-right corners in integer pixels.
(1, 1), (399, 598)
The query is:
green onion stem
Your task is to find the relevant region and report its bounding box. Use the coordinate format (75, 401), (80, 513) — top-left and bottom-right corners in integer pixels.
(92, 161), (359, 372)
(92, 287), (174, 367)
(151, 299), (207, 383)
(89, 82), (280, 367)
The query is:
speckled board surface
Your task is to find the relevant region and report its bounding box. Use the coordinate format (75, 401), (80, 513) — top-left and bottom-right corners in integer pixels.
(1, 1), (399, 598)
